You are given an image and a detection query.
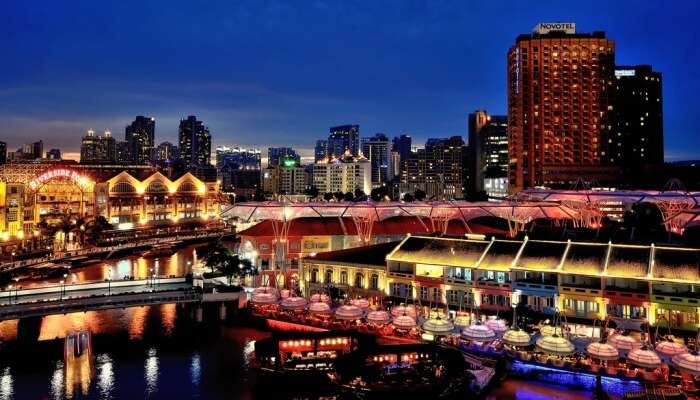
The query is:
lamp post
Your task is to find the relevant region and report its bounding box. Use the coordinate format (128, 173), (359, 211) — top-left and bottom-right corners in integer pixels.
(10, 252), (15, 265)
(60, 280), (65, 300)
(154, 260), (159, 290)
(149, 268), (154, 289)
(14, 277), (19, 303)
(7, 285), (12, 305)
(107, 266), (113, 295)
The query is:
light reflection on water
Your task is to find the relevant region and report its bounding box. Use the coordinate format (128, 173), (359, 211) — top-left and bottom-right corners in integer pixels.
(190, 353), (201, 389)
(0, 367), (13, 400)
(144, 348), (159, 396)
(96, 354), (114, 400)
(49, 361), (64, 400)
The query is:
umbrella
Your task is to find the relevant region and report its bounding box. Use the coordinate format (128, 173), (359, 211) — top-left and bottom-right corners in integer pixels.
(335, 305), (363, 320)
(392, 315), (417, 330)
(502, 329), (531, 347)
(536, 335), (575, 356)
(280, 289), (291, 299)
(422, 317), (455, 335)
(461, 323), (496, 342)
(254, 286), (278, 296)
(607, 334), (642, 351)
(485, 318), (508, 335)
(672, 353), (700, 375)
(453, 314), (471, 328)
(586, 342), (619, 361)
(280, 296), (307, 310)
(391, 305), (417, 318)
(655, 341), (688, 359)
(627, 348), (661, 369)
(310, 293), (331, 303)
(351, 298), (370, 309)
(366, 310), (390, 324)
(539, 325), (556, 337)
(251, 292), (277, 305)
(308, 302), (331, 315)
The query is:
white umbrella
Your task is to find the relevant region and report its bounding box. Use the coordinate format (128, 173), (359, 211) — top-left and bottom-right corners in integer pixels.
(539, 325), (556, 337)
(391, 305), (417, 318)
(627, 348), (661, 369)
(392, 315), (417, 330)
(536, 335), (575, 356)
(335, 305), (363, 320)
(655, 341), (688, 359)
(422, 317), (455, 335)
(485, 318), (508, 335)
(251, 292), (277, 305)
(308, 301), (331, 315)
(366, 310), (390, 324)
(607, 334), (642, 351)
(586, 342), (619, 361)
(502, 329), (531, 347)
(280, 289), (291, 299)
(672, 353), (700, 375)
(350, 298), (370, 309)
(310, 293), (331, 303)
(453, 314), (471, 328)
(254, 286), (278, 296)
(280, 296), (307, 310)
(461, 323), (496, 342)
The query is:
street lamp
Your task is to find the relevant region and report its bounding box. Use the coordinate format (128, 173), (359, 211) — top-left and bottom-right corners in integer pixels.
(10, 252), (15, 264)
(14, 277), (19, 303)
(107, 266), (113, 295)
(154, 260), (159, 290)
(60, 280), (65, 300)
(149, 268), (154, 289)
(7, 285), (12, 305)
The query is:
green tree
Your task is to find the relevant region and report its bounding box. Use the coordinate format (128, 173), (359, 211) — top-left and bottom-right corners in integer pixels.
(414, 189), (426, 201)
(333, 191), (345, 201)
(323, 192), (334, 202)
(201, 240), (232, 273)
(304, 186), (320, 199)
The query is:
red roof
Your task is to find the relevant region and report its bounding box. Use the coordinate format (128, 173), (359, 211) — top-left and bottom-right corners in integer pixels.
(238, 216), (506, 238)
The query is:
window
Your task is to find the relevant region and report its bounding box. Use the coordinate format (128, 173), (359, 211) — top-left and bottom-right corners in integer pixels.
(354, 273), (364, 289)
(370, 274), (379, 290)
(420, 287), (429, 300)
(325, 269), (333, 284)
(310, 269), (319, 283)
(112, 181), (136, 193)
(340, 271), (348, 285)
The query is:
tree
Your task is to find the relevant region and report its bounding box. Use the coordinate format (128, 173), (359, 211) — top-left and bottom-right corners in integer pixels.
(370, 186), (389, 202)
(201, 240), (232, 273)
(333, 191), (345, 201)
(402, 193), (415, 202)
(215, 253), (257, 285)
(343, 192), (355, 201)
(354, 188), (367, 202)
(304, 186), (320, 199)
(252, 188), (266, 202)
(323, 192), (334, 202)
(414, 189), (426, 201)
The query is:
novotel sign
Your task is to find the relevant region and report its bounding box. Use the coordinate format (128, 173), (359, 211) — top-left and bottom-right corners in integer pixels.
(28, 168), (93, 191)
(533, 22), (576, 35)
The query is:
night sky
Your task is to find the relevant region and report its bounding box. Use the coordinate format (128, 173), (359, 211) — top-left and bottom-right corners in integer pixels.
(3, 0), (699, 161)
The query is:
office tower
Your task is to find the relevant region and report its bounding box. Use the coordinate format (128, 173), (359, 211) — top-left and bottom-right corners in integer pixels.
(328, 124), (360, 157)
(179, 115), (212, 168)
(32, 141), (43, 159)
(155, 142), (179, 164)
(612, 65), (664, 175)
(267, 147), (300, 167)
(468, 110), (509, 196)
(125, 116), (155, 164)
(399, 136), (465, 200)
(80, 130), (116, 163)
(215, 146), (261, 169)
(392, 134), (412, 162)
(314, 139), (328, 162)
(263, 157), (308, 195)
(216, 146), (261, 193)
(313, 153), (371, 195)
(0, 142), (6, 164)
(116, 141), (131, 163)
(389, 150), (401, 180)
(361, 133), (390, 187)
(508, 23), (618, 191)
(46, 149), (62, 160)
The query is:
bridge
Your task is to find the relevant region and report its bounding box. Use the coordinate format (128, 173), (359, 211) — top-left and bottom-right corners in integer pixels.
(0, 277), (244, 321)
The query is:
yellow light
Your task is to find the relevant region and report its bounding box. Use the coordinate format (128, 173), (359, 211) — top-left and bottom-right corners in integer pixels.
(16, 231), (24, 240)
(33, 230), (39, 237)
(169, 187), (176, 194)
(1, 232), (8, 241)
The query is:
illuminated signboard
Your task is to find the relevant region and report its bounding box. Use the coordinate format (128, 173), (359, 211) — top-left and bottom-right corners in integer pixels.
(533, 22), (576, 34)
(615, 69), (636, 77)
(28, 168), (93, 191)
(282, 157), (298, 168)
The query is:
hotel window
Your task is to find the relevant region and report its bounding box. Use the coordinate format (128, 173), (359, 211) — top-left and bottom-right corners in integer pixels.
(325, 269), (333, 284)
(354, 273), (364, 289)
(420, 287), (429, 300)
(340, 271), (348, 285)
(370, 274), (379, 290)
(310, 269), (319, 284)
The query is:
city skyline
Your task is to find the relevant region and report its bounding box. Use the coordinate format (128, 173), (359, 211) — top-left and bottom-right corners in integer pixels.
(4, 1), (700, 161)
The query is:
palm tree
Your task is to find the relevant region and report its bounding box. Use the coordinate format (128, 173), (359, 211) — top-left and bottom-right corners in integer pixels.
(202, 240), (232, 273)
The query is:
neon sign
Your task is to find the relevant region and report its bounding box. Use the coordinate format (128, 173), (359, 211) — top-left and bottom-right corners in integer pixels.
(28, 168), (93, 191)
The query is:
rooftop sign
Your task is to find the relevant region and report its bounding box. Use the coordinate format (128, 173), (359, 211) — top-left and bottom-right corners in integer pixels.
(533, 22), (576, 34)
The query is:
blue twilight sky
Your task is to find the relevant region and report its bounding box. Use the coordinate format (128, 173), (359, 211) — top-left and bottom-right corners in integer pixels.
(2, 0), (699, 161)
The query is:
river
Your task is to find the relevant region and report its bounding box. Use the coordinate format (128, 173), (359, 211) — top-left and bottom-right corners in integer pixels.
(0, 245), (616, 399)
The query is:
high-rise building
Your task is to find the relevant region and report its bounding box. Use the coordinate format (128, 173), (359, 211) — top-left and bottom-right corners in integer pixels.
(328, 125), (360, 157)
(263, 156), (308, 195)
(313, 153), (371, 195)
(314, 139), (328, 162)
(399, 136), (465, 200)
(361, 133), (390, 187)
(267, 147), (300, 167)
(508, 23), (619, 191)
(179, 115), (211, 168)
(125, 116), (155, 164)
(392, 134), (412, 162)
(155, 142), (179, 164)
(32, 141), (43, 160)
(215, 146), (261, 193)
(0, 142), (6, 165)
(216, 146), (261, 170)
(116, 141), (131, 163)
(46, 148), (62, 160)
(468, 111), (509, 196)
(80, 130), (116, 163)
(612, 65), (664, 175)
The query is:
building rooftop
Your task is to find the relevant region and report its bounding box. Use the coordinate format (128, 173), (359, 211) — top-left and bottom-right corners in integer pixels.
(303, 241), (401, 267)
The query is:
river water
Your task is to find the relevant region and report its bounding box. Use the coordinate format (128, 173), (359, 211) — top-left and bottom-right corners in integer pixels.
(0, 246), (612, 399)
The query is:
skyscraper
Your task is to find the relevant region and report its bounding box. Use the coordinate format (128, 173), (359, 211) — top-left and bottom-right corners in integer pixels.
(155, 142), (179, 164)
(468, 111), (509, 196)
(611, 65), (664, 175)
(46, 148), (62, 160)
(216, 146), (261, 193)
(179, 115), (212, 168)
(125, 116), (155, 164)
(399, 136), (465, 200)
(508, 23), (618, 191)
(267, 147), (300, 167)
(314, 139), (328, 162)
(0, 142), (6, 165)
(328, 125), (359, 157)
(80, 130), (116, 163)
(361, 133), (390, 187)
(392, 134), (412, 162)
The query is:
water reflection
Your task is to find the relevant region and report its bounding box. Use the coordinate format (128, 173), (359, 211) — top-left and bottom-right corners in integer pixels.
(96, 354), (114, 400)
(0, 367), (13, 400)
(49, 361), (64, 400)
(190, 353), (201, 389)
(144, 348), (159, 396)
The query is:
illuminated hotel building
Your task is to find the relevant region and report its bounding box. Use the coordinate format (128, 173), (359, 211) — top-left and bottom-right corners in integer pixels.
(508, 23), (619, 191)
(313, 152), (371, 195)
(0, 162), (221, 243)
